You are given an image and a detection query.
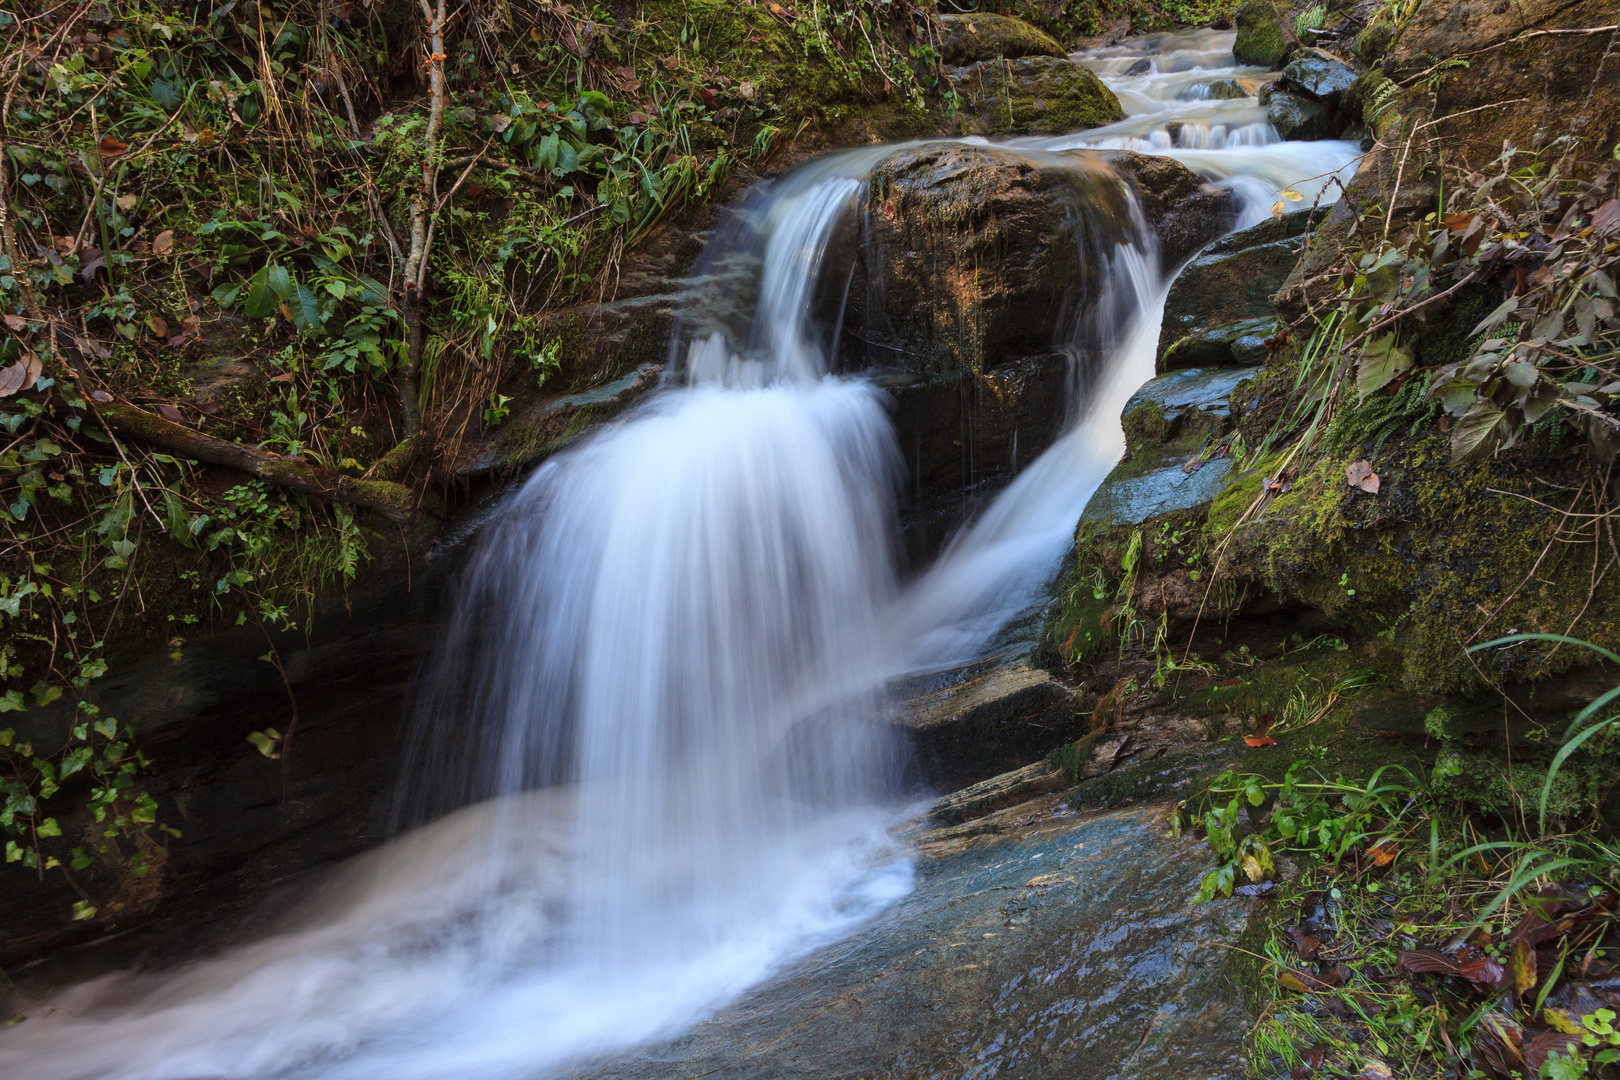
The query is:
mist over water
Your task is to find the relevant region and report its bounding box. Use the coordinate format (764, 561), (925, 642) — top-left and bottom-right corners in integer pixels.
(0, 29), (1363, 1080)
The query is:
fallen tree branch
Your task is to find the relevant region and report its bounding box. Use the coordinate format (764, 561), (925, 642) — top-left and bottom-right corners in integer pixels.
(92, 399), (426, 524)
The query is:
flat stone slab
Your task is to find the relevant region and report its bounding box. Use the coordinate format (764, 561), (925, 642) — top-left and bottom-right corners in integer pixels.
(1124, 365), (1260, 421)
(898, 658), (1083, 790)
(1081, 456), (1234, 527)
(572, 797), (1254, 1080)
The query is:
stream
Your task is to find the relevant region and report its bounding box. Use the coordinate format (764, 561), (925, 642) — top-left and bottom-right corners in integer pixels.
(0, 29), (1361, 1080)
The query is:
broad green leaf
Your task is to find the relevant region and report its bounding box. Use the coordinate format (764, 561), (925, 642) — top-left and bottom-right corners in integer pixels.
(286, 282), (327, 336)
(266, 264), (293, 301)
(242, 266), (275, 318)
(1356, 334), (1413, 399)
(1450, 399), (1505, 463)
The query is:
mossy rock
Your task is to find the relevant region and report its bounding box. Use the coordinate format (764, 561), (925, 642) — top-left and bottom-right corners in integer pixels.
(952, 55), (1124, 136)
(1232, 0), (1296, 68)
(937, 13), (1066, 65)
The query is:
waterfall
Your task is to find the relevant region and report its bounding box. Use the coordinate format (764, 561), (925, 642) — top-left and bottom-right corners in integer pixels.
(0, 27), (1365, 1080)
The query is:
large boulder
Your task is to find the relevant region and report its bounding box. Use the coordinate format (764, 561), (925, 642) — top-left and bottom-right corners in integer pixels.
(950, 55), (1125, 136)
(1232, 0), (1295, 68)
(937, 13), (1066, 65)
(848, 144), (1234, 497)
(1282, 46), (1358, 104)
(1262, 86), (1337, 140)
(1382, 0), (1618, 162)
(1158, 206), (1318, 368)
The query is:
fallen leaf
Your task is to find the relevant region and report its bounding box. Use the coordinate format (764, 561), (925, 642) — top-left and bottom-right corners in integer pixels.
(1593, 198), (1620, 234)
(196, 400), (222, 415)
(98, 135), (128, 163)
(115, 192), (138, 211)
(1290, 1043), (1328, 1079)
(0, 360), (28, 397)
(2, 313), (27, 332)
(1278, 970), (1312, 993)
(1359, 1061), (1393, 1080)
(1508, 940), (1536, 996)
(90, 389), (113, 402)
(1245, 735), (1277, 747)
(270, 371), (296, 382)
(1286, 925), (1322, 959)
(149, 316), (169, 338)
(1367, 838), (1398, 865)
(1523, 1032), (1583, 1077)
(1398, 949), (1461, 976)
(1459, 954), (1506, 987)
(1345, 459), (1381, 494)
(156, 404), (185, 423)
(152, 230), (174, 256)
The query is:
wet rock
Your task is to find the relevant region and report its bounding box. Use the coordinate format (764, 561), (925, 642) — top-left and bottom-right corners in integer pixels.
(1158, 223), (1313, 366)
(1262, 85), (1336, 140)
(1282, 46), (1358, 104)
(1099, 150), (1241, 271)
(1180, 76), (1250, 100)
(898, 656), (1082, 791)
(855, 144), (1233, 498)
(1081, 367), (1259, 528)
(1232, 0), (1295, 68)
(1124, 57), (1153, 75)
(577, 797), (1255, 1080)
(937, 13), (1065, 65)
(950, 55), (1125, 136)
(1161, 316), (1279, 371)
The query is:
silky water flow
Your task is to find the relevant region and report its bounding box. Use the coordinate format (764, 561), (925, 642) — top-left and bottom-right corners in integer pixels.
(0, 28), (1362, 1080)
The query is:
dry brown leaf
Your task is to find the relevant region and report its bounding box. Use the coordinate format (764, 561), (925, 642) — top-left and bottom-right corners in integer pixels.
(115, 192), (138, 211)
(1593, 198), (1620, 234)
(153, 230), (175, 256)
(1346, 459), (1381, 494)
(156, 403), (185, 423)
(149, 316), (168, 338)
(0, 360), (27, 397)
(2, 313), (26, 332)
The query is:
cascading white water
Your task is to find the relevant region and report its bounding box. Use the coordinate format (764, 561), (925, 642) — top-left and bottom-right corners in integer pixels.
(0, 28), (1364, 1080)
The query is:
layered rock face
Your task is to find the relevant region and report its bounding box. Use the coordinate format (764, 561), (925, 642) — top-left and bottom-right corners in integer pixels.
(845, 143), (1235, 501)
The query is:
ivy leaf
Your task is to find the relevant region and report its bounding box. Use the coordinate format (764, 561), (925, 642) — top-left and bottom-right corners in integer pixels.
(1357, 334), (1413, 399)
(1450, 399), (1506, 463)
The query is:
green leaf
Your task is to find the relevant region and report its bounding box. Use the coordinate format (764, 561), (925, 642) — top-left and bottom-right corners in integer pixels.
(286, 281), (327, 336)
(71, 899), (96, 921)
(266, 264), (293, 302)
(1450, 399), (1505, 463)
(242, 266), (275, 318)
(1357, 334), (1414, 399)
(0, 689), (25, 712)
(36, 816), (61, 837)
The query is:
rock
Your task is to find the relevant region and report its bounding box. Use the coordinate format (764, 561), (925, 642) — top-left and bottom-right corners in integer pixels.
(937, 13), (1066, 65)
(1204, 205), (1320, 256)
(1263, 86), (1335, 140)
(1159, 230), (1312, 365)
(951, 55), (1124, 136)
(1081, 366), (1259, 528)
(853, 144), (1233, 497)
(1232, 0), (1295, 68)
(1161, 316), (1280, 371)
(1099, 150), (1240, 271)
(1381, 0), (1617, 162)
(574, 798), (1255, 1080)
(1124, 57), (1153, 75)
(1180, 76), (1250, 100)
(898, 656), (1082, 790)
(1282, 46), (1358, 104)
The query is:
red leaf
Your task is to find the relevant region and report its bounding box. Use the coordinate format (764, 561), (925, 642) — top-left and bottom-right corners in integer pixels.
(1397, 949), (1461, 976)
(1245, 736), (1277, 747)
(1459, 955), (1506, 987)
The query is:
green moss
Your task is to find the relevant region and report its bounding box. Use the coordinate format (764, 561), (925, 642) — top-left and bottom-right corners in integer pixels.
(1233, 0), (1296, 68)
(1122, 400), (1174, 448)
(937, 13), (1064, 65)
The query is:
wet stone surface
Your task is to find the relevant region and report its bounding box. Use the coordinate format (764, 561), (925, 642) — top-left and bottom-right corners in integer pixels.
(572, 797), (1254, 1080)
